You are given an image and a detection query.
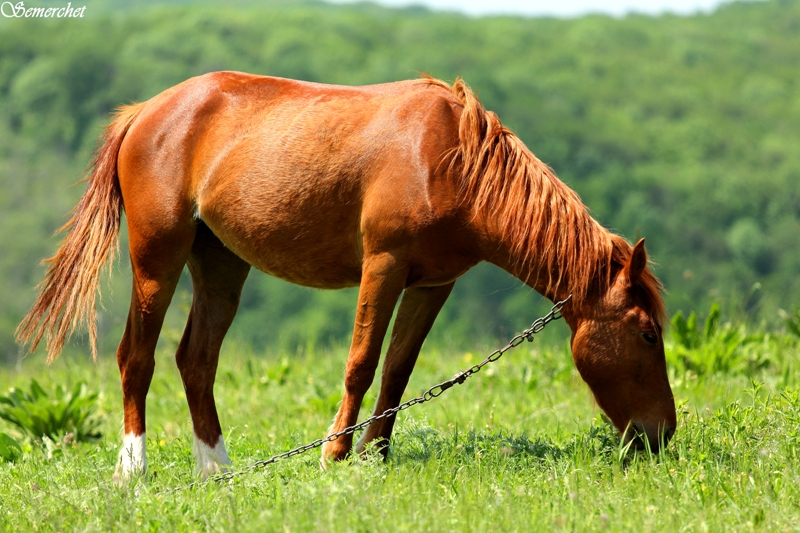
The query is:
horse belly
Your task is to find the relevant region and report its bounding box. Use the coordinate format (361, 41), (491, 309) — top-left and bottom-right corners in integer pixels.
(197, 170), (364, 289)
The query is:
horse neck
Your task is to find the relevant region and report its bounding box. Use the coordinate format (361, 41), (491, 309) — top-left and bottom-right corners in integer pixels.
(463, 158), (614, 315)
(475, 215), (576, 302)
(478, 228), (607, 332)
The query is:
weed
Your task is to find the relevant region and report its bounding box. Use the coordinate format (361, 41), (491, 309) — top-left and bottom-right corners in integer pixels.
(0, 379), (102, 443)
(0, 432), (21, 461)
(668, 303), (770, 376)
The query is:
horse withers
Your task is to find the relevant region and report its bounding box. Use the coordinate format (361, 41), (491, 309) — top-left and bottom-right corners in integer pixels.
(17, 73), (676, 481)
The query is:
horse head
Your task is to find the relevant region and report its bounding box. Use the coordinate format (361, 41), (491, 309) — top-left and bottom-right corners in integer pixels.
(566, 239), (676, 452)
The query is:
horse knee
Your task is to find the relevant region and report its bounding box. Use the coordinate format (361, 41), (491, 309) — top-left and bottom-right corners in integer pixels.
(344, 362), (378, 396)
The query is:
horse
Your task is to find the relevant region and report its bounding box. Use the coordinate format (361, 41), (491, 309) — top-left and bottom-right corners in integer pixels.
(17, 72), (676, 481)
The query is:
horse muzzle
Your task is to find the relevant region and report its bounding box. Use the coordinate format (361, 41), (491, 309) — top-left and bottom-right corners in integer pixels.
(624, 420), (676, 453)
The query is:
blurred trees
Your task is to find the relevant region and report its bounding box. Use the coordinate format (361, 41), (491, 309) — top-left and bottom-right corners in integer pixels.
(0, 0), (798, 361)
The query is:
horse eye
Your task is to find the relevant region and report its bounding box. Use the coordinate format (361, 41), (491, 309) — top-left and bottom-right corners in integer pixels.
(641, 332), (658, 345)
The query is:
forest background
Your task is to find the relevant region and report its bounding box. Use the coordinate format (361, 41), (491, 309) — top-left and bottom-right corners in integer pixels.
(0, 0), (798, 363)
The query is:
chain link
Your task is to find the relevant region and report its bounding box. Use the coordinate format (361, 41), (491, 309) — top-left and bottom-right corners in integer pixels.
(159, 295), (571, 495)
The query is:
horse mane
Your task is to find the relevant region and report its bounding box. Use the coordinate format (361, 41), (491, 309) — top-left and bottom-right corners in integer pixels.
(422, 76), (666, 325)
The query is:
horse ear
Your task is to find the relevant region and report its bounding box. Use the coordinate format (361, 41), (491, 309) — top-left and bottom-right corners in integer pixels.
(625, 238), (648, 284)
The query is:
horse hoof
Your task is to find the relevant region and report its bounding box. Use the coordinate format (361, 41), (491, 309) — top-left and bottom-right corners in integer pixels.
(113, 433), (147, 486)
(112, 463), (146, 487)
(320, 441), (350, 468)
(198, 462), (231, 479)
(194, 435), (232, 478)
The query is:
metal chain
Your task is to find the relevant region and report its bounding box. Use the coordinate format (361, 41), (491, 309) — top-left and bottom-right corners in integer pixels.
(159, 295), (571, 495)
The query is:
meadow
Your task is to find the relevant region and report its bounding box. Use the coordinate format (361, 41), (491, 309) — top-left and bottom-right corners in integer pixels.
(1, 309), (799, 532)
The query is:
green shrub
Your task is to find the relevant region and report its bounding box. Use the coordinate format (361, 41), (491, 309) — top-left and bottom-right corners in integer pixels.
(668, 303), (768, 376)
(671, 302), (721, 350)
(0, 432), (21, 462)
(0, 380), (102, 443)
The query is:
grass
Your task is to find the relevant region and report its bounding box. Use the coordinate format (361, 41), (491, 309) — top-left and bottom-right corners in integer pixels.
(1, 330), (799, 532)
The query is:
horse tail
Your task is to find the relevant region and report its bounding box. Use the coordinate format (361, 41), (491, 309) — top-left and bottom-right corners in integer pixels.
(16, 102), (146, 362)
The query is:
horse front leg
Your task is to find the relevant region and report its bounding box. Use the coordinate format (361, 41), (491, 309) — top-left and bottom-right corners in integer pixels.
(356, 282), (454, 458)
(321, 253), (406, 466)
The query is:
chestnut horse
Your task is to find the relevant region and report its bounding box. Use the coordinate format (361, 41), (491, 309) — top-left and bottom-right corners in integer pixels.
(17, 72), (676, 481)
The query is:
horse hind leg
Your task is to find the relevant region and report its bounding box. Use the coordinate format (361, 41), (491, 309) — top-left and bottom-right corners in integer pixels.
(113, 222), (196, 484)
(175, 223), (250, 477)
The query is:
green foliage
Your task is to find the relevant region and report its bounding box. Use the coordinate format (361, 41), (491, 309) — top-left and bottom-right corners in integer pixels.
(778, 306), (800, 338)
(671, 302), (720, 350)
(667, 303), (776, 376)
(0, 432), (21, 462)
(0, 379), (102, 443)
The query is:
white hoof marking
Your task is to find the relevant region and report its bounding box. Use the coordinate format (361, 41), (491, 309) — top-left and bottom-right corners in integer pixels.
(194, 435), (232, 478)
(113, 432), (146, 484)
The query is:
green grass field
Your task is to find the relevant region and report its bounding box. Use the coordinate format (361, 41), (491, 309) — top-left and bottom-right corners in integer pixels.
(1, 323), (799, 532)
